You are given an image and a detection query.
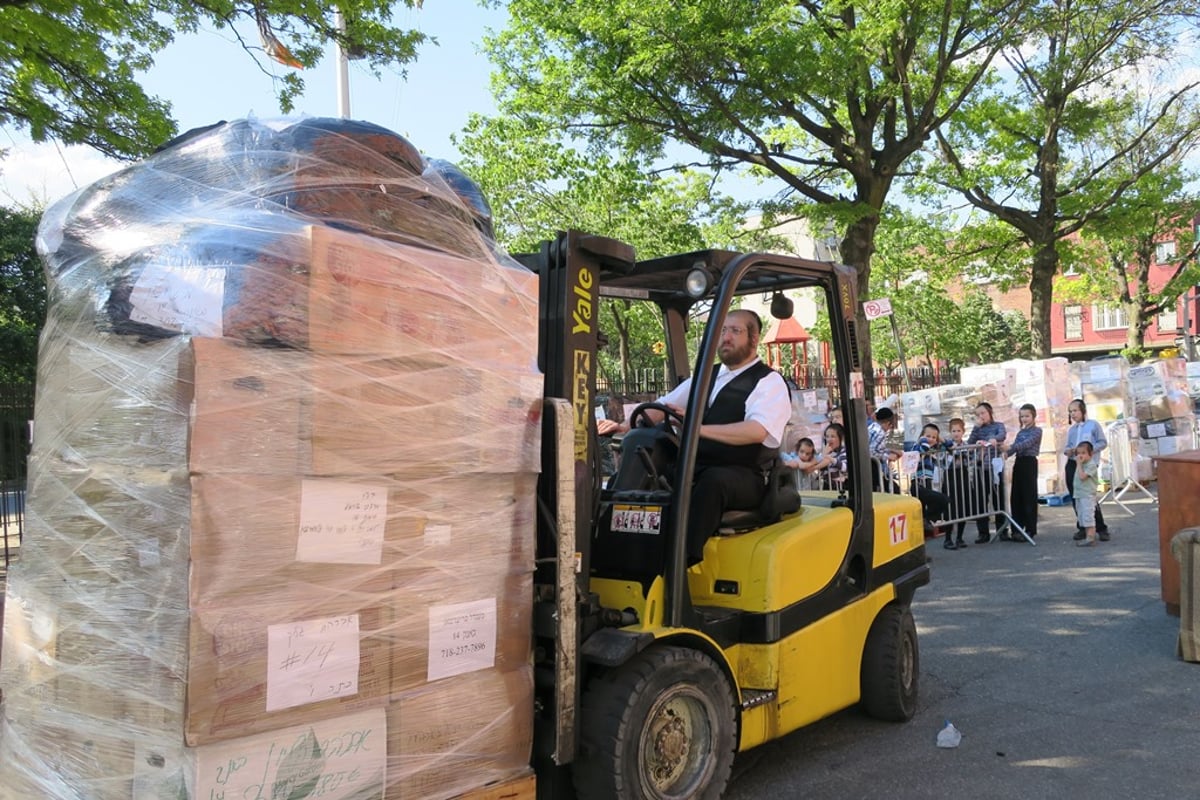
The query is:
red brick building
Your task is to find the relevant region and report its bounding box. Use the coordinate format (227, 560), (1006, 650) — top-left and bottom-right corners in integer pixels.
(982, 230), (1198, 360)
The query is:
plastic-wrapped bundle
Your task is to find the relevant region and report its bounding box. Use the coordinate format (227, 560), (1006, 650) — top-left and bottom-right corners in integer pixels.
(0, 118), (539, 799)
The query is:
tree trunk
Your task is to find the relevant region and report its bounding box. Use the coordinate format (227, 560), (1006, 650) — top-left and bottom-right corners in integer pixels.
(1126, 310), (1144, 352)
(1028, 243), (1059, 358)
(839, 213), (880, 381)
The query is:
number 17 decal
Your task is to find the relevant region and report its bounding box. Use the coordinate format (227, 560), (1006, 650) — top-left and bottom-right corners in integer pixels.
(889, 513), (908, 545)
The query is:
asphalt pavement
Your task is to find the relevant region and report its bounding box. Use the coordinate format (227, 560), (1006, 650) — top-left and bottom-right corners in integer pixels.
(724, 489), (1200, 800)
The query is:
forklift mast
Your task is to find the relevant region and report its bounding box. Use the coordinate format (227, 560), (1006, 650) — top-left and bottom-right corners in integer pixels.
(512, 231), (636, 783)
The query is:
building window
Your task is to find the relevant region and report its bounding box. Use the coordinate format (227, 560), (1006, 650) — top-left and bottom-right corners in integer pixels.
(1064, 304), (1083, 340)
(1159, 304), (1179, 333)
(1156, 240), (1177, 263)
(1092, 303), (1127, 331)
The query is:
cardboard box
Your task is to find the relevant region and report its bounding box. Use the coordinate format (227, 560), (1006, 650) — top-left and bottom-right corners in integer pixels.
(309, 356), (543, 476)
(388, 572), (532, 695)
(186, 338), (544, 478)
(1078, 358), (1128, 385)
(127, 223), (539, 360)
(307, 225), (539, 364)
(32, 336), (191, 471)
(189, 472), (536, 604)
(1138, 417), (1195, 441)
(189, 473), (403, 605)
(192, 707), (387, 800)
(185, 338), (311, 475)
(386, 667), (533, 800)
(185, 598), (393, 746)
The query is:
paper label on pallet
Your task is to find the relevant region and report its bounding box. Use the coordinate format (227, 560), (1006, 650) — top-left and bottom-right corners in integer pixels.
(129, 265), (225, 336)
(194, 708), (386, 800)
(424, 522), (453, 547)
(427, 597), (498, 681)
(265, 613), (361, 712)
(296, 479), (387, 564)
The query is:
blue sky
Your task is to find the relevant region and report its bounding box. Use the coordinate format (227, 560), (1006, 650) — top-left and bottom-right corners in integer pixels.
(0, 0), (504, 206)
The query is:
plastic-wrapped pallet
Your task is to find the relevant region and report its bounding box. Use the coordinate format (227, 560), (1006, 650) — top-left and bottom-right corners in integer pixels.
(786, 387), (832, 450)
(1186, 361), (1200, 414)
(0, 117), (539, 799)
(1129, 360), (1196, 475)
(1073, 358), (1133, 423)
(898, 384), (983, 446)
(957, 365), (1019, 443)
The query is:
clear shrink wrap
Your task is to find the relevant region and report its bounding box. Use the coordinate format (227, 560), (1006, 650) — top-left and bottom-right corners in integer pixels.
(898, 384), (982, 445)
(0, 117), (538, 799)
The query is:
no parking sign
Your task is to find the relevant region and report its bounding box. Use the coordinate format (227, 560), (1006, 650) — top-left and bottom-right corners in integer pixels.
(863, 298), (893, 320)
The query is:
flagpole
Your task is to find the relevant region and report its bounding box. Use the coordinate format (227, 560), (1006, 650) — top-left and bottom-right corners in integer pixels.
(334, 9), (350, 118)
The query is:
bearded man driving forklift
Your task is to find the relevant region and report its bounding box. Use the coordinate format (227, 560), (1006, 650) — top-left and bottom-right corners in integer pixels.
(639, 308), (792, 565)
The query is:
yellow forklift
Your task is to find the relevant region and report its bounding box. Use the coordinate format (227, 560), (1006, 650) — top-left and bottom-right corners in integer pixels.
(518, 232), (929, 799)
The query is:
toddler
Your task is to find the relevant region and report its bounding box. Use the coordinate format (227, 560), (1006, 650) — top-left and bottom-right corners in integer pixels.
(783, 437), (821, 491)
(1074, 441), (1099, 547)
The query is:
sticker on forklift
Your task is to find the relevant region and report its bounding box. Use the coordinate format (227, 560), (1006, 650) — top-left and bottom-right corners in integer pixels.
(611, 505), (663, 534)
(850, 371), (865, 399)
(889, 513), (909, 546)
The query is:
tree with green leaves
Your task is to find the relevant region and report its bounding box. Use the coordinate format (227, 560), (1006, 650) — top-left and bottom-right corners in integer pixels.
(455, 112), (782, 393)
(923, 0), (1200, 357)
(1063, 161), (1200, 354)
(0, 0), (426, 159)
(0, 205), (45, 383)
(868, 209), (1032, 368)
(482, 0), (1033, 372)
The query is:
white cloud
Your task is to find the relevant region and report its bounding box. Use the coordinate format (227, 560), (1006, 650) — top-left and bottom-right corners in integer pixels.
(0, 138), (121, 209)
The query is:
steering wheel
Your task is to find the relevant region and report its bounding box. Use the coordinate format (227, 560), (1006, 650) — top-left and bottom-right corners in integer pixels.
(627, 402), (685, 438)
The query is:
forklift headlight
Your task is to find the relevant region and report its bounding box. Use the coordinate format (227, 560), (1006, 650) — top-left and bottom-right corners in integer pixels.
(686, 265), (712, 299)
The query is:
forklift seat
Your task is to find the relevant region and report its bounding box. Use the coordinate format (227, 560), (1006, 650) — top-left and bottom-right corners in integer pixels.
(717, 458), (801, 534)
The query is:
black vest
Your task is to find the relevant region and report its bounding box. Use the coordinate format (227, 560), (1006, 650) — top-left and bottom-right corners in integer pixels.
(696, 361), (779, 470)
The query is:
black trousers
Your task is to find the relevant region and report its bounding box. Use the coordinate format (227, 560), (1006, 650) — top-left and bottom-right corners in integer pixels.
(910, 483), (950, 528)
(1010, 455), (1039, 537)
(688, 464), (766, 564)
(1065, 458), (1107, 533)
(945, 465), (972, 539)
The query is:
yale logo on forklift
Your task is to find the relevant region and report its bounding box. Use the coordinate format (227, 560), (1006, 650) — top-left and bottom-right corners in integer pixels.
(611, 505), (663, 534)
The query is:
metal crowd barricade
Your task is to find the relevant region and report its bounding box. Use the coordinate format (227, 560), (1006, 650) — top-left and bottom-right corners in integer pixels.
(884, 442), (1031, 545)
(788, 442), (1030, 543)
(1099, 420), (1155, 513)
(793, 463), (849, 494)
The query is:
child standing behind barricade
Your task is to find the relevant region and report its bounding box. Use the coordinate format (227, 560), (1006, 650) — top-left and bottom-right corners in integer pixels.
(1004, 403), (1043, 541)
(944, 418), (972, 550)
(968, 401), (1008, 544)
(813, 423), (849, 491)
(782, 436), (822, 491)
(1074, 441), (1100, 547)
(910, 424), (953, 547)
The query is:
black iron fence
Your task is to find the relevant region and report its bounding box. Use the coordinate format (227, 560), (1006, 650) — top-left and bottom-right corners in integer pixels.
(0, 383), (34, 572)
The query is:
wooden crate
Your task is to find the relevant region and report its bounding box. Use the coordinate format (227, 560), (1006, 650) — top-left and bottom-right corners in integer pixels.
(455, 771), (536, 800)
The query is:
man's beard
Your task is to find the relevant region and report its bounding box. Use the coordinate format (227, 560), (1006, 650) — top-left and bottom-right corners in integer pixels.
(719, 340), (753, 367)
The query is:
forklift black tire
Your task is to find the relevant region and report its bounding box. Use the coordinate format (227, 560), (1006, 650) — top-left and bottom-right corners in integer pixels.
(574, 645), (736, 800)
(860, 603), (919, 722)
